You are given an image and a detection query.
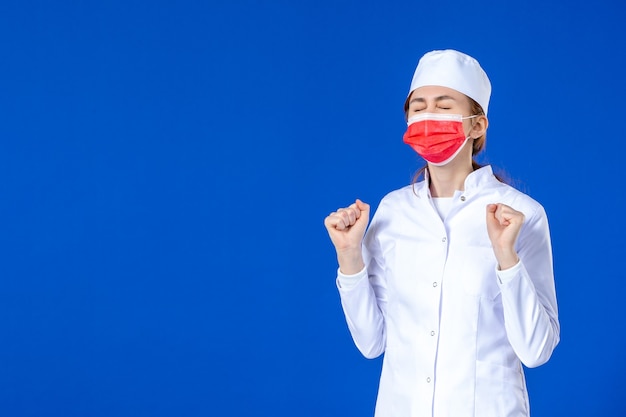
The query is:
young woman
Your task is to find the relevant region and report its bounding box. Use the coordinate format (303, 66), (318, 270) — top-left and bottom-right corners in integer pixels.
(324, 50), (559, 417)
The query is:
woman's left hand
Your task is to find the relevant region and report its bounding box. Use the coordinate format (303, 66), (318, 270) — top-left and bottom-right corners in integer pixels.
(486, 203), (525, 270)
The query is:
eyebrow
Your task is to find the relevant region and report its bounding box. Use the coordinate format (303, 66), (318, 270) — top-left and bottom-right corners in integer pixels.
(408, 95), (458, 105)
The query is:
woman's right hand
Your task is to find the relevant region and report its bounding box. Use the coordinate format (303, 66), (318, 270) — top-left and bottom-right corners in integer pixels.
(323, 199), (370, 275)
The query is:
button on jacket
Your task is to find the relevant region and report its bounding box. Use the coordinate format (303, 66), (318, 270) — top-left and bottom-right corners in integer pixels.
(336, 166), (560, 417)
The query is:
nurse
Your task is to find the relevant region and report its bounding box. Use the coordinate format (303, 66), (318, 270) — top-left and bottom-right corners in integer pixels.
(323, 50), (560, 417)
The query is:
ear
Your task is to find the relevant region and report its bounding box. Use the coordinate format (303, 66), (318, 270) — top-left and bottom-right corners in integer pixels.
(470, 115), (489, 139)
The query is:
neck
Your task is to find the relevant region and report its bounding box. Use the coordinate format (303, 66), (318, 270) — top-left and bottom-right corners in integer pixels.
(428, 160), (474, 198)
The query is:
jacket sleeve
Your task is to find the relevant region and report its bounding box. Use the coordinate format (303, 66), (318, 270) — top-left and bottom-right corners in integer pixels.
(336, 216), (387, 359)
(497, 204), (560, 368)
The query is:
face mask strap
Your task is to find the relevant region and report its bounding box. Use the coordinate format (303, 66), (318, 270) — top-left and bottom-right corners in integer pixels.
(462, 114), (480, 139)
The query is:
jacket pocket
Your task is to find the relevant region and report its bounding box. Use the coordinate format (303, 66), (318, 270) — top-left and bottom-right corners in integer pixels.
(458, 246), (501, 300)
(475, 360), (528, 417)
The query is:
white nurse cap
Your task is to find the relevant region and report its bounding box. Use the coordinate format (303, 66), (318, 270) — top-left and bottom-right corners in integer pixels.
(407, 49), (492, 115)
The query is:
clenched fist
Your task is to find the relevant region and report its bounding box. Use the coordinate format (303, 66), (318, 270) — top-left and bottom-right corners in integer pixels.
(324, 199), (370, 275)
(486, 203), (525, 270)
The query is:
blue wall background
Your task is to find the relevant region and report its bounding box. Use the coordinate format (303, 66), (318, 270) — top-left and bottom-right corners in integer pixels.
(1, 0), (625, 415)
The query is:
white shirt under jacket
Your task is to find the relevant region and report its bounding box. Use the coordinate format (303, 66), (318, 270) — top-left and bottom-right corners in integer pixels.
(336, 166), (560, 417)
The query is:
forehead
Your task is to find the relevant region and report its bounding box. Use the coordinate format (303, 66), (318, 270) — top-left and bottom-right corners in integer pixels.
(408, 85), (469, 102)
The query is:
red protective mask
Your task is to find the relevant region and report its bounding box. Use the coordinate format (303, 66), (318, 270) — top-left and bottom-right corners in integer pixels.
(403, 113), (476, 166)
